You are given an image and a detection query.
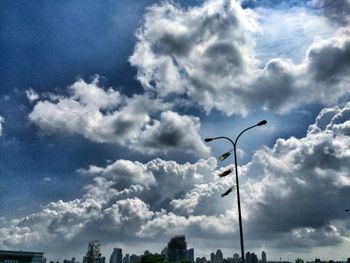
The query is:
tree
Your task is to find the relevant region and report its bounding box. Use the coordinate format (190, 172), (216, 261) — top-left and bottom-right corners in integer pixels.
(141, 254), (168, 263)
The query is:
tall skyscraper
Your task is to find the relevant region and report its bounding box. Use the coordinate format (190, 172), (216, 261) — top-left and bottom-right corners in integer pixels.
(186, 248), (194, 262)
(109, 248), (122, 263)
(167, 235), (187, 263)
(246, 252), (257, 263)
(215, 250), (223, 263)
(210, 253), (215, 263)
(83, 241), (105, 263)
(252, 253), (258, 263)
(261, 252), (266, 263)
(246, 252), (251, 263)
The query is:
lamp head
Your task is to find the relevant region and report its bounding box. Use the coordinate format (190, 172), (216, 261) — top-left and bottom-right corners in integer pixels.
(218, 168), (232, 177)
(204, 138), (214, 142)
(221, 186), (235, 197)
(218, 151), (231, 161)
(257, 120), (267, 126)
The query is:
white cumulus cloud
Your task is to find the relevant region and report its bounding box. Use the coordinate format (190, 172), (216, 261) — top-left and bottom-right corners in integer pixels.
(130, 0), (350, 115)
(29, 78), (209, 157)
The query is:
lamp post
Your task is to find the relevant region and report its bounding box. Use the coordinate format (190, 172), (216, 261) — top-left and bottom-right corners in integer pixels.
(205, 120), (267, 263)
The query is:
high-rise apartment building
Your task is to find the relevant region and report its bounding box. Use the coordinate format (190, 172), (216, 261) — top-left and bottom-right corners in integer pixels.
(186, 248), (194, 262)
(109, 249), (122, 263)
(210, 253), (215, 263)
(215, 250), (223, 263)
(167, 236), (187, 263)
(262, 252), (266, 263)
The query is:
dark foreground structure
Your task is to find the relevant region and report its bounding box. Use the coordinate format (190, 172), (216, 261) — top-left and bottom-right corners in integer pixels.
(0, 250), (44, 263)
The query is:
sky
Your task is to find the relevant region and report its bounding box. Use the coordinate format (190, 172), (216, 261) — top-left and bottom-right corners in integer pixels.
(1, 0), (350, 261)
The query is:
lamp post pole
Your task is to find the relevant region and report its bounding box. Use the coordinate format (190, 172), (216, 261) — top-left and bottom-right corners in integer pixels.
(205, 120), (267, 263)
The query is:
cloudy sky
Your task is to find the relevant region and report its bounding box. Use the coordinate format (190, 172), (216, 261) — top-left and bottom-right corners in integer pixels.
(1, 0), (350, 261)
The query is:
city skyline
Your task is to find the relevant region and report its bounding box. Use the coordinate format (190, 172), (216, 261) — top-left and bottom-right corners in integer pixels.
(1, 0), (350, 261)
(2, 237), (348, 263)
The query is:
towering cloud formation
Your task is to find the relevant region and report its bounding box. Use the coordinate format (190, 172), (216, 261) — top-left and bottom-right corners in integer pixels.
(130, 0), (258, 115)
(3, 102), (350, 255)
(130, 0), (350, 115)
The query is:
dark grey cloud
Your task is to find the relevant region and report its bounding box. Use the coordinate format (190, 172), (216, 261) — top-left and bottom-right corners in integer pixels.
(139, 111), (210, 156)
(309, 0), (350, 25)
(308, 35), (350, 83)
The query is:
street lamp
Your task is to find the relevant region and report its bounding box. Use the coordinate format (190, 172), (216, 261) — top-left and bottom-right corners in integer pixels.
(205, 120), (267, 263)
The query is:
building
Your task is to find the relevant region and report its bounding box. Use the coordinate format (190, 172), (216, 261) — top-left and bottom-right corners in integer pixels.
(210, 253), (215, 263)
(246, 252), (251, 263)
(245, 252), (258, 263)
(195, 257), (207, 263)
(261, 252), (266, 263)
(215, 250), (223, 263)
(186, 248), (194, 262)
(0, 250), (45, 263)
(161, 248), (167, 260)
(64, 258), (76, 263)
(83, 241), (105, 263)
(167, 236), (187, 263)
(128, 255), (140, 263)
(109, 249), (122, 263)
(122, 254), (129, 263)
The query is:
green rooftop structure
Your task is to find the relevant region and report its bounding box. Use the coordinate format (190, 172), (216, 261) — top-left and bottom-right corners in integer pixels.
(0, 250), (44, 263)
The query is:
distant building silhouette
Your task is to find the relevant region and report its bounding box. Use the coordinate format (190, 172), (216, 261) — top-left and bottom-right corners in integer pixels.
(195, 257), (207, 263)
(161, 248), (168, 260)
(167, 236), (187, 263)
(83, 241), (105, 263)
(128, 255), (140, 263)
(186, 248), (194, 262)
(210, 253), (215, 263)
(262, 252), (266, 263)
(122, 254), (129, 263)
(245, 252), (258, 263)
(110, 249), (122, 263)
(233, 253), (241, 263)
(215, 250), (223, 263)
(0, 250), (45, 263)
